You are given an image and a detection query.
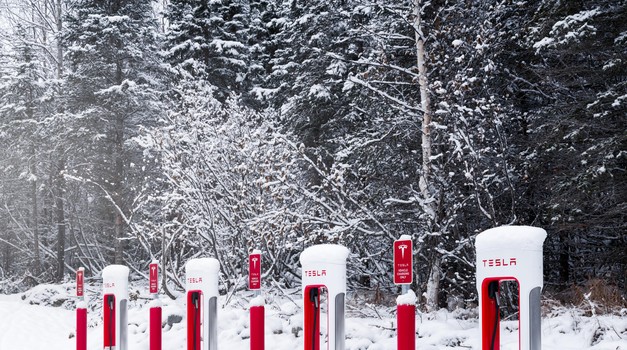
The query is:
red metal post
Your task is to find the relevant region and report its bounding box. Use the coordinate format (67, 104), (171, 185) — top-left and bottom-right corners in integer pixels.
(397, 304), (415, 350)
(76, 306), (87, 350)
(150, 306), (162, 350)
(149, 261), (161, 350)
(76, 267), (86, 350)
(250, 305), (264, 350)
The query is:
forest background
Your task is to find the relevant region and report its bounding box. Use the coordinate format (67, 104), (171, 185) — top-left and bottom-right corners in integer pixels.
(0, 0), (624, 312)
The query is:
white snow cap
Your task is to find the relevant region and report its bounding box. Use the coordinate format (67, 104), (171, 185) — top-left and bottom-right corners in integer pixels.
(148, 299), (162, 308)
(102, 264), (130, 280)
(398, 234), (412, 241)
(249, 295), (265, 307)
(396, 289), (417, 306)
(251, 249), (262, 255)
(299, 244), (349, 265)
(185, 257), (220, 273)
(475, 225), (547, 251)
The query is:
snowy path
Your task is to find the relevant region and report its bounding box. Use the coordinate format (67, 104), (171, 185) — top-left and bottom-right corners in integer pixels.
(0, 295), (74, 349)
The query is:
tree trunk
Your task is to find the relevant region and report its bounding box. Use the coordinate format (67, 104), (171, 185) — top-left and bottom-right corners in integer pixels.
(113, 60), (125, 265)
(55, 158), (66, 282)
(56, 0), (63, 79)
(53, 0), (66, 283)
(30, 150), (41, 274)
(414, 0), (440, 311)
(425, 258), (441, 311)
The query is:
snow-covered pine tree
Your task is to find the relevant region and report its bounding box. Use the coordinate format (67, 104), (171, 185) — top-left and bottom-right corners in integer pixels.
(0, 24), (49, 281)
(165, 0), (249, 101)
(62, 0), (167, 266)
(505, 0), (627, 292)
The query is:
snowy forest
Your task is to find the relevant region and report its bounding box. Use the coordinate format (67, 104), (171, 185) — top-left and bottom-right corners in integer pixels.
(0, 0), (624, 311)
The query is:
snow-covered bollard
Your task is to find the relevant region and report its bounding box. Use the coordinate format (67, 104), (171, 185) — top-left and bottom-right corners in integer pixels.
(396, 290), (416, 350)
(249, 295), (265, 350)
(149, 299), (162, 350)
(149, 261), (161, 350)
(476, 226), (547, 350)
(186, 257), (220, 350)
(76, 267), (87, 350)
(300, 244), (350, 350)
(102, 264), (130, 350)
(393, 235), (415, 350)
(248, 250), (264, 350)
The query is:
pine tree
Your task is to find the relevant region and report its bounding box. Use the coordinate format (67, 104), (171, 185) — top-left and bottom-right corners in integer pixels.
(63, 0), (166, 265)
(0, 24), (53, 279)
(165, 0), (249, 100)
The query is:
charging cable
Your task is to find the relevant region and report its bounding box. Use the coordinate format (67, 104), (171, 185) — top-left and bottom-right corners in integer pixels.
(309, 288), (319, 350)
(192, 292), (200, 350)
(107, 295), (114, 350)
(488, 281), (500, 350)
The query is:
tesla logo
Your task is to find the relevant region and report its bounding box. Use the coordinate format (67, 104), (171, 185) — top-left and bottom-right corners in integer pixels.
(151, 266), (156, 274)
(304, 269), (327, 277)
(252, 257), (258, 269)
(77, 270), (84, 297)
(483, 258), (517, 267)
(398, 244), (408, 259)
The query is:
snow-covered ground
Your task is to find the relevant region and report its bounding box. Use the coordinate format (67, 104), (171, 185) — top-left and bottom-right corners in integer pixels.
(0, 283), (624, 349)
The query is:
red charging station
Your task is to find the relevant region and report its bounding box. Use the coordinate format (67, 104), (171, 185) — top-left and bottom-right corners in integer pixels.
(149, 261), (162, 350)
(103, 265), (129, 350)
(300, 244), (349, 350)
(394, 235), (415, 350)
(476, 226), (546, 350)
(186, 258), (220, 350)
(249, 250), (264, 350)
(76, 267), (87, 350)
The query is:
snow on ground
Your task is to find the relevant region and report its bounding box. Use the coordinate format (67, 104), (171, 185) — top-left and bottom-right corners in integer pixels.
(0, 283), (625, 349)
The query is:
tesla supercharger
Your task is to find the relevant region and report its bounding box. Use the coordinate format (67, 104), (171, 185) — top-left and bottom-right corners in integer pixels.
(300, 244), (349, 350)
(476, 225), (547, 350)
(186, 257), (220, 350)
(102, 265), (129, 350)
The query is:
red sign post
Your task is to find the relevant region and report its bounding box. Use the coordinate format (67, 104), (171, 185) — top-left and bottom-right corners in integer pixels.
(249, 253), (261, 290)
(393, 239), (413, 284)
(249, 251), (264, 350)
(149, 261), (162, 350)
(393, 237), (414, 350)
(76, 267), (87, 350)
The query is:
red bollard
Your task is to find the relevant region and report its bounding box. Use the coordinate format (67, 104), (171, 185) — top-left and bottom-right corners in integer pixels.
(76, 267), (87, 350)
(150, 303), (162, 350)
(76, 305), (87, 350)
(397, 304), (415, 350)
(250, 303), (265, 350)
(149, 261), (162, 350)
(397, 290), (416, 350)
